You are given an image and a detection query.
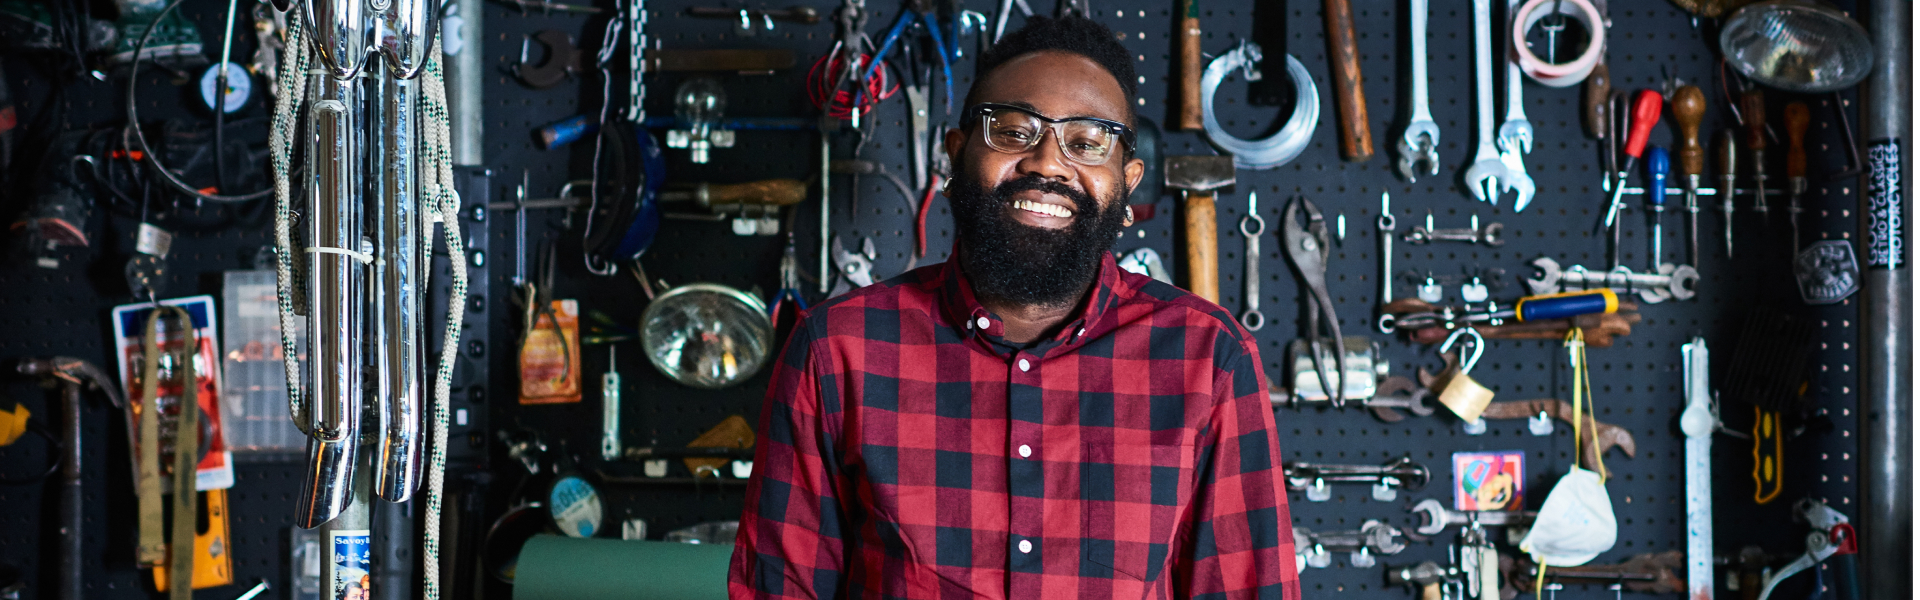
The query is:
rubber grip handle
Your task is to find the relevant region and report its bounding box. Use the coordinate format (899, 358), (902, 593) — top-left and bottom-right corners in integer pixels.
(1174, 0), (1203, 131)
(1715, 129), (1739, 178)
(1515, 289), (1618, 322)
(1323, 0), (1373, 161)
(1624, 89), (1664, 159)
(1741, 89), (1767, 150)
(1184, 192), (1219, 303)
(1583, 63), (1611, 139)
(1784, 101), (1810, 180)
(1645, 146), (1670, 205)
(1671, 85), (1705, 176)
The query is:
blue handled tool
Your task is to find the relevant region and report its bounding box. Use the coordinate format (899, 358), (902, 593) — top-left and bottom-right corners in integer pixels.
(1645, 145), (1670, 269)
(1513, 289), (1619, 322)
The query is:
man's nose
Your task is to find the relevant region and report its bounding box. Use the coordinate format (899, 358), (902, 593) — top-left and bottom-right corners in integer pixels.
(1014, 129), (1076, 183)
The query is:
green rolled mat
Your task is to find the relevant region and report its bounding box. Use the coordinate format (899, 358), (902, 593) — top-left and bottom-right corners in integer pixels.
(513, 535), (733, 600)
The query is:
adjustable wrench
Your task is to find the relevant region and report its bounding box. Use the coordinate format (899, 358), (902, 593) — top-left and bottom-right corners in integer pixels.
(1395, 0), (1440, 181)
(1410, 498), (1536, 535)
(1463, 0), (1507, 204)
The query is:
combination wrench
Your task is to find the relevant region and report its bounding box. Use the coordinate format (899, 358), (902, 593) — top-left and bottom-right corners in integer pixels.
(1462, 0), (1507, 204)
(1495, 0), (1534, 211)
(1394, 0), (1439, 181)
(1410, 498), (1536, 535)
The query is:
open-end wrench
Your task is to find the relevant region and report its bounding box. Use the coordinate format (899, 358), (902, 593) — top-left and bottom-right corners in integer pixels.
(1404, 212), (1505, 247)
(1410, 498), (1536, 535)
(1526, 257), (1699, 304)
(1463, 0), (1507, 204)
(1285, 456), (1430, 501)
(1395, 0), (1440, 181)
(1295, 521), (1409, 569)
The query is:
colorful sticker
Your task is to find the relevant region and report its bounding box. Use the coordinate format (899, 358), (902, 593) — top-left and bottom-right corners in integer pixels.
(1452, 451), (1524, 512)
(549, 476), (604, 538)
(1866, 138), (1905, 269)
(329, 530), (371, 600)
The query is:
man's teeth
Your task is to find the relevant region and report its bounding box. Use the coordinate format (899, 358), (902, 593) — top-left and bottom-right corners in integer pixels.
(1012, 200), (1073, 218)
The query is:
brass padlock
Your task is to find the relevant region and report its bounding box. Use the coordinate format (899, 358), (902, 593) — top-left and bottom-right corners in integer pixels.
(1435, 328), (1494, 422)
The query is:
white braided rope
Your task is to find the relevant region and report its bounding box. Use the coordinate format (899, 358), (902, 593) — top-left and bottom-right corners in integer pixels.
(419, 34), (466, 600)
(269, 10), (311, 435)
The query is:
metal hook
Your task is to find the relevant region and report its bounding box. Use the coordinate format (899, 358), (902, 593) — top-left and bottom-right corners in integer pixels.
(1438, 327), (1485, 373)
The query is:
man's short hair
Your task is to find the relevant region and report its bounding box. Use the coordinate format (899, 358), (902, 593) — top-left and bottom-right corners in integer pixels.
(966, 16), (1138, 117)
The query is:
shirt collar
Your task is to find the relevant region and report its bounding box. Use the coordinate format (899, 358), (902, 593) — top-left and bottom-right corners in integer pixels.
(938, 244), (1126, 352)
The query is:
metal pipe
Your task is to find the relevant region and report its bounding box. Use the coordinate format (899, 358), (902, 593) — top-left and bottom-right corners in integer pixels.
(370, 58), (425, 503)
(448, 0), (484, 164)
(306, 71), (364, 443)
(56, 379), (80, 600)
(302, 0), (367, 78)
(1859, 0), (1911, 597)
(317, 443), (374, 591)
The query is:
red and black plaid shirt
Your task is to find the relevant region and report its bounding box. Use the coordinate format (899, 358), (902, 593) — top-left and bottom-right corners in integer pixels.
(729, 250), (1300, 600)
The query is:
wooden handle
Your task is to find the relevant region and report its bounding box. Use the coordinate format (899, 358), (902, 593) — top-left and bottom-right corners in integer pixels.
(1419, 583), (1442, 600)
(702, 178), (810, 206)
(1671, 85), (1706, 177)
(1174, 0), (1203, 131)
(1322, 0), (1372, 161)
(1183, 192), (1219, 302)
(1740, 89), (1767, 150)
(1784, 101), (1810, 180)
(1583, 63), (1611, 139)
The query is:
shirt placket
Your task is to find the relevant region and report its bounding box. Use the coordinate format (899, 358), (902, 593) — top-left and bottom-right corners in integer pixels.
(1005, 348), (1046, 597)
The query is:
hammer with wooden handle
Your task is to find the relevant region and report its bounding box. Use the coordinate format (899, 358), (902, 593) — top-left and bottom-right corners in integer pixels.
(1164, 156), (1235, 303)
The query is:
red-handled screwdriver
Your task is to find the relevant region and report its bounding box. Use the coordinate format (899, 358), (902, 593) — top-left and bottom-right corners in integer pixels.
(1600, 89), (1666, 230)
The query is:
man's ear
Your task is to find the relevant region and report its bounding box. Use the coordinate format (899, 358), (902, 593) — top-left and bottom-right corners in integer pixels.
(1122, 156), (1146, 198)
(942, 127), (969, 196)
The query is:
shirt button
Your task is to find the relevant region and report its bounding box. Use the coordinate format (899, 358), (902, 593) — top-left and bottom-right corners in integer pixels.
(1018, 444), (1032, 458)
(1018, 539), (1033, 554)
(1018, 359), (1031, 372)
(976, 317), (991, 330)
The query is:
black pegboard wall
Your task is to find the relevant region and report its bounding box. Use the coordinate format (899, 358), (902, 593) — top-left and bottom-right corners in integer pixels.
(0, 0), (1868, 597)
(484, 0), (1865, 597)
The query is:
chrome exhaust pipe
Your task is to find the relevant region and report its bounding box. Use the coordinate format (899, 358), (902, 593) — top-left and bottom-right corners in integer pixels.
(297, 70), (364, 528)
(369, 0), (430, 503)
(370, 57), (425, 503)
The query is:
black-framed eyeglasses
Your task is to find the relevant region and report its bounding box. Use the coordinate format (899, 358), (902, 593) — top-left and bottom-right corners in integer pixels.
(963, 103), (1136, 166)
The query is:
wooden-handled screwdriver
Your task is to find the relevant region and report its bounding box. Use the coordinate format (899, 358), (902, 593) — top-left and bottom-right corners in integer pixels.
(1715, 130), (1738, 258)
(1583, 63), (1611, 140)
(1174, 0), (1203, 130)
(1323, 0), (1372, 161)
(1783, 101), (1810, 251)
(1670, 85), (1706, 267)
(1740, 89), (1769, 225)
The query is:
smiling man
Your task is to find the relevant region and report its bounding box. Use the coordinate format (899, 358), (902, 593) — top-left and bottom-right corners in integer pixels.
(729, 16), (1299, 600)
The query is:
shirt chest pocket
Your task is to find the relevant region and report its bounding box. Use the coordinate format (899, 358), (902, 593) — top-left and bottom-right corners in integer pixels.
(1080, 442), (1197, 582)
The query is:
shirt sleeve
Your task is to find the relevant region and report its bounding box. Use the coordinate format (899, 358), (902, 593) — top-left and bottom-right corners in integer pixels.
(1173, 335), (1301, 600)
(729, 317), (851, 600)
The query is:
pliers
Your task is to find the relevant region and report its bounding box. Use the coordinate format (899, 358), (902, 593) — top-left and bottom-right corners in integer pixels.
(770, 221), (809, 320)
(1282, 196), (1347, 407)
(827, 235), (878, 298)
(859, 0), (954, 113)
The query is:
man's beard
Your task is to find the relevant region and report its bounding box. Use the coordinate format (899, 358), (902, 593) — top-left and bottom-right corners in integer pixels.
(948, 168), (1128, 309)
